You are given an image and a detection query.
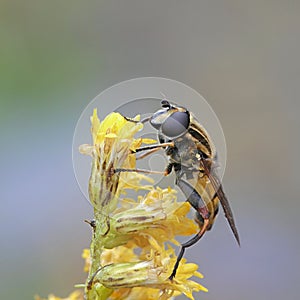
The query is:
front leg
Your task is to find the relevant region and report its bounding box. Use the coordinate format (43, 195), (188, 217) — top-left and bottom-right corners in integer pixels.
(132, 141), (174, 153)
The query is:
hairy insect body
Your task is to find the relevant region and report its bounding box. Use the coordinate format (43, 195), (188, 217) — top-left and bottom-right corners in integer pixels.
(120, 100), (239, 279)
(162, 124), (219, 232)
(146, 100), (240, 278)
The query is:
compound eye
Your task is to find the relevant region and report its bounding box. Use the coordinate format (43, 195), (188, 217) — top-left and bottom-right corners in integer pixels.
(150, 121), (161, 130)
(161, 111), (189, 138)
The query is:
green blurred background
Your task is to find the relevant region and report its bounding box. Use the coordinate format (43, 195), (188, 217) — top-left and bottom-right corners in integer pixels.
(1, 1), (300, 299)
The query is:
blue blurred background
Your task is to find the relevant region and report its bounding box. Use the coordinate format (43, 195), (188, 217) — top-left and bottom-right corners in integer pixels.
(1, 1), (300, 299)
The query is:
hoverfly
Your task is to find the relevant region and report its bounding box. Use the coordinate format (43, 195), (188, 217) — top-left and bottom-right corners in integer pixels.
(118, 100), (240, 279)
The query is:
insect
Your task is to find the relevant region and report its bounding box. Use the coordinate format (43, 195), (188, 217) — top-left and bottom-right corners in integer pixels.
(118, 100), (240, 279)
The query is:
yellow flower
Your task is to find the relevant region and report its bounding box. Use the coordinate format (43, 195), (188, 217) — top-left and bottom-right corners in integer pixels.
(79, 109), (155, 215)
(97, 187), (198, 249)
(91, 199), (207, 299)
(35, 109), (206, 300)
(86, 240), (207, 300)
(37, 110), (208, 300)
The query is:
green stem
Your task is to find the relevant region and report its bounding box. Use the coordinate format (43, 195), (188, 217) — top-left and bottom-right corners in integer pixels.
(85, 209), (110, 300)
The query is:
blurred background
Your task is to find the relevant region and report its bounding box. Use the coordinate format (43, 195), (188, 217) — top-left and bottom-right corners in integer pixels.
(1, 1), (300, 299)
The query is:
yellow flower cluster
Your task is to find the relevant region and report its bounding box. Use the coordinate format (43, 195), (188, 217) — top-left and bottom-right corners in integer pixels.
(82, 198), (207, 299)
(36, 109), (208, 300)
(79, 110), (155, 215)
(80, 110), (207, 300)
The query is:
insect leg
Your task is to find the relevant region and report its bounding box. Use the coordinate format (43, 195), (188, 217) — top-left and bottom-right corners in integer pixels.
(136, 147), (162, 160)
(169, 177), (210, 279)
(114, 168), (165, 175)
(116, 142), (175, 174)
(169, 219), (210, 280)
(176, 177), (209, 215)
(132, 141), (174, 153)
(121, 115), (151, 124)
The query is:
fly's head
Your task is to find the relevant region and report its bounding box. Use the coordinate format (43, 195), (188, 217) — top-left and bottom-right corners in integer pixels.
(149, 100), (190, 139)
(150, 100), (190, 139)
